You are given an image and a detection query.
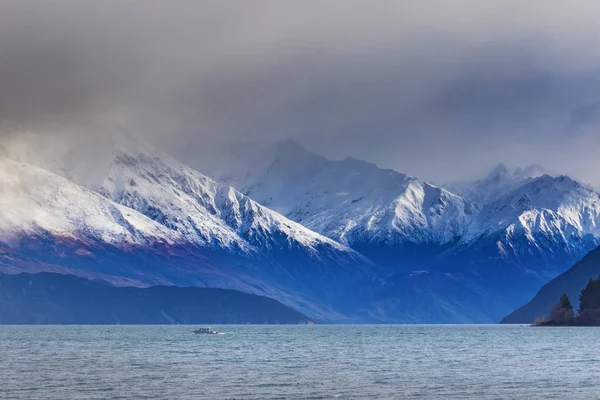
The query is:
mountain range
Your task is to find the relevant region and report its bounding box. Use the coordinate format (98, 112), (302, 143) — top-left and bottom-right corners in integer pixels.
(0, 133), (369, 322)
(200, 140), (600, 321)
(2, 131), (600, 323)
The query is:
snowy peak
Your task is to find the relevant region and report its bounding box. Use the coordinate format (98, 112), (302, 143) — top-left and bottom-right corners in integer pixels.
(488, 175), (595, 216)
(99, 146), (246, 251)
(0, 155), (182, 247)
(488, 174), (600, 234)
(4, 130), (600, 323)
(443, 165), (600, 248)
(356, 179), (480, 246)
(0, 131), (360, 260)
(203, 140), (600, 288)
(446, 163), (547, 204)
(459, 173), (600, 275)
(106, 141), (358, 255)
(203, 140), (479, 249)
(0, 132), (376, 323)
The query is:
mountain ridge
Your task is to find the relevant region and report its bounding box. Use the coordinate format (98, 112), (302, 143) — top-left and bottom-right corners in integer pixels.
(0, 272), (312, 324)
(0, 133), (372, 322)
(201, 140), (600, 321)
(3, 133), (600, 322)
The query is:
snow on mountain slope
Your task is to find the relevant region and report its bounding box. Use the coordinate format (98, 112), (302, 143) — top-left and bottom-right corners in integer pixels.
(199, 140), (600, 321)
(6, 130), (600, 323)
(205, 140), (481, 252)
(0, 155), (181, 246)
(463, 175), (600, 247)
(430, 174), (600, 318)
(1, 132), (360, 260)
(204, 141), (600, 271)
(99, 141), (358, 258)
(446, 174), (600, 279)
(0, 131), (374, 321)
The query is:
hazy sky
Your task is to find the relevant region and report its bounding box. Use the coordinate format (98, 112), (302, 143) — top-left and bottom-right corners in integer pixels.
(2, 1), (600, 185)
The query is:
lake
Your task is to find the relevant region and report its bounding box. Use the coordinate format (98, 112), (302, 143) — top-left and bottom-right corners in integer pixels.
(1, 325), (600, 399)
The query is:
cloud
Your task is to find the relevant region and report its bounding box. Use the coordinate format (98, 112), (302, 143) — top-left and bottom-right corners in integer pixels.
(1, 1), (600, 184)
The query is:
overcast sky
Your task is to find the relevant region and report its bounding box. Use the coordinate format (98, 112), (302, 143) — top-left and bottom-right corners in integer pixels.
(2, 1), (600, 185)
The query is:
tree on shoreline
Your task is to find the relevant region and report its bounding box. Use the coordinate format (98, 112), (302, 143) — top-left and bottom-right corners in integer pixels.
(549, 293), (574, 324)
(579, 277), (600, 313)
(559, 293), (573, 312)
(540, 277), (600, 326)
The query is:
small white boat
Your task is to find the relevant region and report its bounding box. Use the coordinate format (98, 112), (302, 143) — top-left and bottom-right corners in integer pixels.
(193, 327), (219, 334)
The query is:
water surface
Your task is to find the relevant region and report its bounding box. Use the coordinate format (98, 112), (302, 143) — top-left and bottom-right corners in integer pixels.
(1, 325), (599, 399)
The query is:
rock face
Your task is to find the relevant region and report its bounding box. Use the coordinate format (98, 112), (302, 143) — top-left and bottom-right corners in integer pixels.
(0, 272), (312, 324)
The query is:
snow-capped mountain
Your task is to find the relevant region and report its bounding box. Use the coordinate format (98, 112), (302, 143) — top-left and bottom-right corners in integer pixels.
(0, 132), (371, 322)
(100, 141), (364, 258)
(448, 174), (600, 282)
(202, 140), (600, 321)
(205, 140), (481, 267)
(2, 133), (361, 257)
(466, 174), (600, 239)
(5, 130), (600, 323)
(205, 141), (600, 267)
(0, 155), (181, 247)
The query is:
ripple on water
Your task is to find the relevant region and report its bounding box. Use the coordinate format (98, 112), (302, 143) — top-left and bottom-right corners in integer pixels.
(2, 325), (600, 399)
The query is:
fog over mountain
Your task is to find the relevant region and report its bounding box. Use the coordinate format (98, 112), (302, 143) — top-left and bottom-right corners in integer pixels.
(1, 1), (600, 186)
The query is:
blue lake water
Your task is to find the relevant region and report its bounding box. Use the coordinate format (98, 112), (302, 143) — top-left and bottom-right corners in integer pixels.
(1, 325), (600, 399)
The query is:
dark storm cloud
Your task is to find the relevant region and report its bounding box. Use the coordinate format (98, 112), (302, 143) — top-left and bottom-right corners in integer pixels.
(0, 2), (141, 123)
(2, 1), (600, 184)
